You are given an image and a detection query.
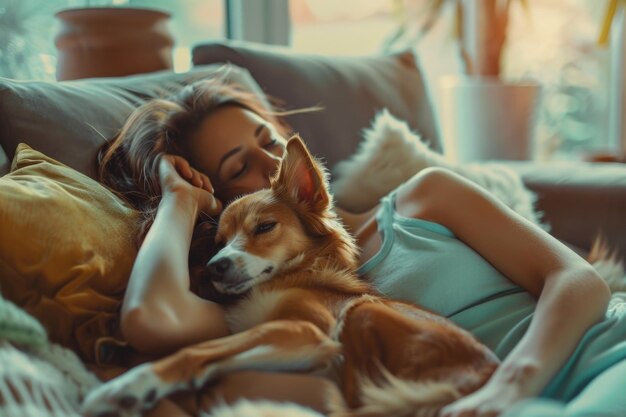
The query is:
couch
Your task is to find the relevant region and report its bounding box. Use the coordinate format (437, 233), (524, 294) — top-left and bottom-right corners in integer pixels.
(2, 41), (625, 257)
(190, 41), (626, 259)
(0, 39), (625, 414)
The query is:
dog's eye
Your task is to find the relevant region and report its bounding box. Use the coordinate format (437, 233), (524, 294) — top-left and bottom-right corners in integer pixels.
(254, 221), (277, 235)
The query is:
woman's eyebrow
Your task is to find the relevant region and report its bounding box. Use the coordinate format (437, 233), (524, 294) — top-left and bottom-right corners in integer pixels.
(217, 146), (242, 178)
(217, 123), (267, 179)
(255, 123), (268, 137)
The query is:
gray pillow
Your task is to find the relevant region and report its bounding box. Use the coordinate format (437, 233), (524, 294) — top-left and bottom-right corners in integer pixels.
(0, 64), (267, 178)
(0, 145), (8, 176)
(192, 41), (440, 169)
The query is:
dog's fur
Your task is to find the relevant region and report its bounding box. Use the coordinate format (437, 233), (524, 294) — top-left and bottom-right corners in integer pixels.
(587, 237), (626, 293)
(82, 137), (499, 417)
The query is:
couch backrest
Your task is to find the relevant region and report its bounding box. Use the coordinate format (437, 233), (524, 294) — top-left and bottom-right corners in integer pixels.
(1, 41), (440, 179)
(192, 41), (441, 169)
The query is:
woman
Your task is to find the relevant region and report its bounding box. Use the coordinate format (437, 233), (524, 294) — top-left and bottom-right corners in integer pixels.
(99, 79), (625, 417)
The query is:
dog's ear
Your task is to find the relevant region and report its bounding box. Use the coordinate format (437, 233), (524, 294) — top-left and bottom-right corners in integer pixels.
(272, 136), (330, 212)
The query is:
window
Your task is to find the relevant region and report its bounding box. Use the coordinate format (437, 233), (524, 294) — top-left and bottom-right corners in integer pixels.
(0, 0), (64, 80)
(287, 0), (613, 160)
(504, 0), (610, 159)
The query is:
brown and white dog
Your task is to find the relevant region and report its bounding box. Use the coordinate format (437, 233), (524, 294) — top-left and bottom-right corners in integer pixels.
(82, 137), (499, 417)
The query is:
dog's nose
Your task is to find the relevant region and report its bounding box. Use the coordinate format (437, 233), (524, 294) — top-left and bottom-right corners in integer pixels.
(207, 257), (233, 277)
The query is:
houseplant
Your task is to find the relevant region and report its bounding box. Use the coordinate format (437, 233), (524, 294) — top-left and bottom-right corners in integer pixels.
(387, 0), (541, 162)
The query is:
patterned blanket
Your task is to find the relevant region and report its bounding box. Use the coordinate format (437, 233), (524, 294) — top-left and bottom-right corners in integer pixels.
(0, 293), (100, 417)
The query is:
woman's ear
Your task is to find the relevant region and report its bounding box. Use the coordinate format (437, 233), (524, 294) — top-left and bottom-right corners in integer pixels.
(272, 135), (330, 212)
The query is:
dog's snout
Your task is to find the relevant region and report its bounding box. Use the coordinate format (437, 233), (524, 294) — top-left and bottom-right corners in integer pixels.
(208, 257), (233, 277)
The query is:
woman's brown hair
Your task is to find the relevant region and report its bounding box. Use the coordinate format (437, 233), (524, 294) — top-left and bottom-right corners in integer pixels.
(98, 77), (290, 301)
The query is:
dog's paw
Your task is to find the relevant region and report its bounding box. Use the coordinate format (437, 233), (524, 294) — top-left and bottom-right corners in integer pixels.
(80, 363), (170, 417)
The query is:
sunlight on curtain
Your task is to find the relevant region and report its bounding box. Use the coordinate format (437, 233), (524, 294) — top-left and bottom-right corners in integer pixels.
(288, 0), (396, 55)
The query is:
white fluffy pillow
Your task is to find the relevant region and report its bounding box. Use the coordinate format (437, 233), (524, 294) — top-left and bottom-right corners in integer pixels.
(331, 109), (547, 230)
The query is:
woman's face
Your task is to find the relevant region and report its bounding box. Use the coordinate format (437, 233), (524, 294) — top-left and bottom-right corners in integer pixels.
(185, 105), (287, 203)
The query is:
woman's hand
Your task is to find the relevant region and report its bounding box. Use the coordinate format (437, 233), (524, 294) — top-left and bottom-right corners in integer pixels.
(439, 361), (541, 417)
(158, 154), (222, 217)
(439, 379), (529, 417)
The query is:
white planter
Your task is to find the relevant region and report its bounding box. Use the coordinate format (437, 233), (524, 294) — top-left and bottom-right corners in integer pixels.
(439, 77), (542, 163)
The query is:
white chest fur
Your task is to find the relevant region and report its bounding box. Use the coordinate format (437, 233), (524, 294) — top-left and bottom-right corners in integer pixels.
(225, 289), (288, 334)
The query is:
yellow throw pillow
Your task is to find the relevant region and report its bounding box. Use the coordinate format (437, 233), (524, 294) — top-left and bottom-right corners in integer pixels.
(0, 144), (140, 363)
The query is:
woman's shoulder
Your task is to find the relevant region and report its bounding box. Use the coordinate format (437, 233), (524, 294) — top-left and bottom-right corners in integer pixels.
(393, 167), (465, 223)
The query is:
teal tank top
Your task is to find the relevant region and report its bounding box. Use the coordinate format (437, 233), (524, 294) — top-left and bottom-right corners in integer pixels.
(358, 191), (626, 401)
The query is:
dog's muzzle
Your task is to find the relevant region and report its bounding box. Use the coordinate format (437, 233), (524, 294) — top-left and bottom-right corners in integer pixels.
(206, 256), (251, 294)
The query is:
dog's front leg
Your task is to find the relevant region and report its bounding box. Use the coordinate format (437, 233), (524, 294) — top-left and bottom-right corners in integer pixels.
(81, 319), (340, 417)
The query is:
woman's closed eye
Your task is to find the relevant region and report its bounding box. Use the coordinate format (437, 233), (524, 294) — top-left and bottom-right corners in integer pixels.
(230, 162), (248, 180)
(229, 137), (280, 180)
(263, 136), (278, 148)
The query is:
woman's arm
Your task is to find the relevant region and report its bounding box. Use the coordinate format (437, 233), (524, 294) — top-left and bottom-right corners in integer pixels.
(121, 156), (230, 357)
(395, 167), (611, 416)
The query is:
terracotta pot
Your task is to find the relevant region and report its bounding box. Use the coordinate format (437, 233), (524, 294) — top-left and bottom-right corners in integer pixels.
(55, 7), (174, 81)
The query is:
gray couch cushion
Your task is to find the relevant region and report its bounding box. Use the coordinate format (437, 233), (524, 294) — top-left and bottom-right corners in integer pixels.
(0, 146), (8, 176)
(193, 41), (440, 169)
(0, 64), (266, 178)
